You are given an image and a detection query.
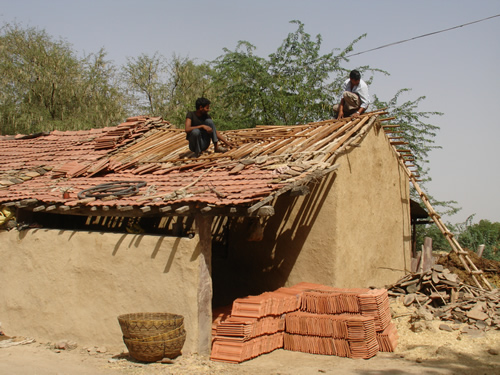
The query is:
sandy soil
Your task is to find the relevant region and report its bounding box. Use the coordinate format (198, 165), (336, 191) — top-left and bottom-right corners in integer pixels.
(1, 300), (499, 375)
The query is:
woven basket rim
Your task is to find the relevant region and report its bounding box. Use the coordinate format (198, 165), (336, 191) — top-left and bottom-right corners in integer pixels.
(118, 312), (184, 323)
(123, 325), (185, 343)
(118, 312), (184, 338)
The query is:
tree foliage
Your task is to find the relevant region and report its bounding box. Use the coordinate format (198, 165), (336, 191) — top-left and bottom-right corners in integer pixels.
(371, 90), (459, 217)
(0, 23), (126, 134)
(372, 90), (442, 171)
(210, 41), (272, 129)
(210, 20), (385, 129)
(456, 216), (500, 261)
(79, 48), (127, 128)
(418, 216), (500, 262)
(122, 52), (168, 115)
(121, 53), (213, 127)
(163, 55), (214, 126)
(416, 222), (454, 253)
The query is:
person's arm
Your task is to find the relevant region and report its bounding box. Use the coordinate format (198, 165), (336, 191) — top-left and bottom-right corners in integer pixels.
(185, 117), (212, 134)
(337, 97), (345, 119)
(215, 131), (234, 148)
(351, 106), (367, 118)
(337, 79), (350, 119)
(352, 82), (370, 118)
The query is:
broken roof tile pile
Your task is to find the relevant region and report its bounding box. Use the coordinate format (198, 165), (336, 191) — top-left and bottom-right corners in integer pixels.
(0, 111), (387, 214)
(210, 282), (398, 363)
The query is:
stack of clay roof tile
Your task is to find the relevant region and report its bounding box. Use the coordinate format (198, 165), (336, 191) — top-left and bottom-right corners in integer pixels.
(230, 288), (302, 318)
(283, 312), (379, 358)
(210, 287), (302, 363)
(284, 312), (379, 359)
(284, 282), (396, 359)
(215, 315), (286, 338)
(297, 284), (392, 332)
(211, 282), (398, 363)
(358, 288), (392, 331)
(376, 322), (399, 352)
(210, 332), (284, 364)
(94, 117), (166, 150)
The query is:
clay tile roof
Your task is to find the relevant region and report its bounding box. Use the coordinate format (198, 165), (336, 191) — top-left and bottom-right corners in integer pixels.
(0, 111), (389, 214)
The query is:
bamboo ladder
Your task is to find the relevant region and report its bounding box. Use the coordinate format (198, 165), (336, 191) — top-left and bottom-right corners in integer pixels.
(386, 124), (494, 291)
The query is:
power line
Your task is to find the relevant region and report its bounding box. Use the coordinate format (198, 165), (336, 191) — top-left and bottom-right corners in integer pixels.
(345, 13), (500, 58)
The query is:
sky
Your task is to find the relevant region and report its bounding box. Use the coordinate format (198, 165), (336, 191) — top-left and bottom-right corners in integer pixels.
(1, 0), (499, 225)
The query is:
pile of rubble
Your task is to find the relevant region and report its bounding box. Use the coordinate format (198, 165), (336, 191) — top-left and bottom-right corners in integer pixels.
(387, 264), (500, 331)
(437, 249), (500, 288)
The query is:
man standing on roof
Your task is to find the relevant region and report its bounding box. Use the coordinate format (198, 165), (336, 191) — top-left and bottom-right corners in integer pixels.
(333, 70), (371, 119)
(185, 97), (233, 157)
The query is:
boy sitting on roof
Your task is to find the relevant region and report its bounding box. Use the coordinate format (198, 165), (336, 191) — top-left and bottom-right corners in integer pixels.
(185, 97), (233, 157)
(333, 69), (371, 119)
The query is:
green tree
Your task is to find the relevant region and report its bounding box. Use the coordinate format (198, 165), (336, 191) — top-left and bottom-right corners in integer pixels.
(372, 91), (461, 249)
(122, 52), (169, 115)
(163, 55), (214, 127)
(372, 90), (442, 174)
(371, 91), (459, 214)
(78, 48), (128, 128)
(210, 40), (272, 129)
(456, 216), (500, 261)
(0, 22), (126, 134)
(121, 53), (214, 127)
(0, 22), (79, 133)
(416, 222), (454, 253)
(210, 20), (385, 129)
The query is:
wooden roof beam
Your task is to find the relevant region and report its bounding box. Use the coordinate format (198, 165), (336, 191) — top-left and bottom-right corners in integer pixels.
(16, 202), (276, 219)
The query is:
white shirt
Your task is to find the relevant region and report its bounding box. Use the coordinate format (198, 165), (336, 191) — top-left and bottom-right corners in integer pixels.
(342, 78), (370, 109)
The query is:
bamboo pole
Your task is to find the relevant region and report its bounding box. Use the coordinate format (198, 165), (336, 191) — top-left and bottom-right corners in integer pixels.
(395, 147), (493, 290)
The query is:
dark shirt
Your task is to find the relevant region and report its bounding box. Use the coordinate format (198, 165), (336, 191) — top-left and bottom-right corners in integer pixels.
(186, 111), (211, 127)
(186, 111), (212, 140)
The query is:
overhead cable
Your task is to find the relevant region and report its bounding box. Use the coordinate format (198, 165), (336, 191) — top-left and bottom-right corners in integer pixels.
(345, 14), (500, 58)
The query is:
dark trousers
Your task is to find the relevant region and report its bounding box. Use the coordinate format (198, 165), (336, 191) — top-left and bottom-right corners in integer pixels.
(187, 119), (218, 154)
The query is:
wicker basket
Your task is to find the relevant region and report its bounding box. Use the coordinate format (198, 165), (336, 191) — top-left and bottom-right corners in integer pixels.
(118, 312), (184, 339)
(124, 332), (186, 362)
(124, 324), (185, 343)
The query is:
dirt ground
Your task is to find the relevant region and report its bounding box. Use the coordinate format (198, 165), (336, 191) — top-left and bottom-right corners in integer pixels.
(1, 299), (499, 375)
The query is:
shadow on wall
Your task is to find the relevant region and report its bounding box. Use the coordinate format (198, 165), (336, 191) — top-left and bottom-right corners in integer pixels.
(110, 232), (189, 274)
(15, 227), (192, 277)
(212, 173), (337, 307)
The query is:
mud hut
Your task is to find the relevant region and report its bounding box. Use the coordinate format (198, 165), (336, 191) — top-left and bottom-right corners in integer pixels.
(0, 111), (415, 353)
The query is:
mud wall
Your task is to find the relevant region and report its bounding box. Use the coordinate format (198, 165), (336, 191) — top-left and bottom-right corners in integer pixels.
(0, 229), (201, 353)
(212, 123), (411, 304)
(328, 124), (411, 287)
